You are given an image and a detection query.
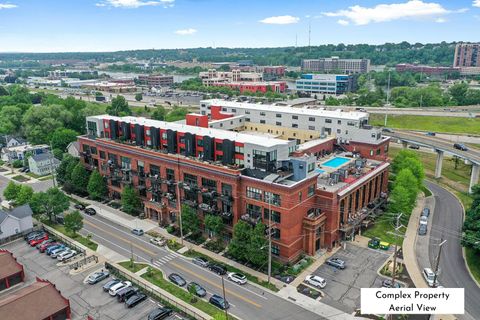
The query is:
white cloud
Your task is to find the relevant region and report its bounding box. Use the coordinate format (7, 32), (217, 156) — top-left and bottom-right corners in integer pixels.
(435, 17), (446, 23)
(259, 15), (300, 25)
(474, 0), (480, 8)
(0, 3), (17, 9)
(338, 19), (349, 26)
(323, 0), (455, 25)
(175, 28), (197, 35)
(96, 0), (174, 8)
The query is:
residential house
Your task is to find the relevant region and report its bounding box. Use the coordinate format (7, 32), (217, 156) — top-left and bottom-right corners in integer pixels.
(28, 153), (60, 176)
(66, 141), (80, 158)
(0, 205), (34, 240)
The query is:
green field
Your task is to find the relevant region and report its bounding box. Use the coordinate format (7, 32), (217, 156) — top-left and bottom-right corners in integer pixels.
(465, 248), (480, 284)
(370, 114), (480, 135)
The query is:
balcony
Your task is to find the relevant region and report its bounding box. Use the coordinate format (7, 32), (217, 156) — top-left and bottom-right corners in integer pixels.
(240, 213), (261, 225)
(220, 193), (234, 203)
(199, 203), (219, 214)
(182, 199), (198, 209)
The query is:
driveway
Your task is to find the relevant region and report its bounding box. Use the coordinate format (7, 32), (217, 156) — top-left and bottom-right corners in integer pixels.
(309, 243), (390, 313)
(0, 239), (178, 320)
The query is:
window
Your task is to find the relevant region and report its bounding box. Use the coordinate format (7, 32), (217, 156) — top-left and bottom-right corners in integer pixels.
(99, 151), (106, 159)
(265, 192), (281, 206)
(272, 228), (281, 239)
(162, 132), (167, 139)
(231, 108), (236, 112)
(308, 126), (315, 130)
(264, 209), (281, 223)
(197, 139), (203, 147)
(347, 121), (355, 126)
(371, 133), (376, 138)
(376, 149), (381, 155)
(308, 117), (315, 122)
(276, 121), (282, 126)
(276, 114), (282, 118)
(146, 129), (151, 136)
(260, 120), (266, 124)
(166, 168), (175, 181)
(337, 129), (341, 134)
(246, 203), (262, 218)
(245, 110), (250, 114)
(184, 173), (198, 186)
(307, 162), (315, 172)
(299, 191), (302, 202)
(308, 184), (315, 196)
(247, 187), (262, 201)
(222, 108), (227, 111)
(121, 156), (131, 170)
(271, 244), (280, 255)
(235, 145), (244, 154)
(292, 115), (298, 120)
(292, 124), (298, 128)
(150, 164), (160, 176)
(337, 120), (341, 124)
(216, 142), (223, 150)
(245, 118), (250, 122)
(370, 150), (374, 156)
(202, 177), (217, 190)
(325, 119), (332, 124)
(221, 183), (232, 196)
(260, 112), (266, 116)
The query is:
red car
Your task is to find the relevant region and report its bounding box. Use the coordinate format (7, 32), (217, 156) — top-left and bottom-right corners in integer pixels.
(29, 234), (49, 246)
(39, 242), (59, 253)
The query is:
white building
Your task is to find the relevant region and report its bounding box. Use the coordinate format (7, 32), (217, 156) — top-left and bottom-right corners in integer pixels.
(1, 144), (50, 163)
(28, 153), (60, 176)
(0, 205), (34, 240)
(67, 141), (80, 158)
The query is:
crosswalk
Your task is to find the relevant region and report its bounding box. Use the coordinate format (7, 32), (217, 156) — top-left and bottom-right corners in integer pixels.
(152, 252), (180, 268)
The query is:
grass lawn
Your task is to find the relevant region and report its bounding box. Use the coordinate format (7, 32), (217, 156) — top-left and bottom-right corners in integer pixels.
(140, 265), (237, 319)
(183, 250), (279, 292)
(370, 114), (480, 135)
(12, 175), (30, 182)
(363, 215), (404, 246)
(47, 223), (98, 251)
(118, 261), (148, 273)
(465, 247), (480, 284)
(26, 172), (42, 179)
(421, 185), (432, 197)
(38, 175), (54, 181)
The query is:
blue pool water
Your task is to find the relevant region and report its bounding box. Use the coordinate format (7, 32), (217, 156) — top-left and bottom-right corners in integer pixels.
(315, 168), (325, 174)
(321, 157), (351, 168)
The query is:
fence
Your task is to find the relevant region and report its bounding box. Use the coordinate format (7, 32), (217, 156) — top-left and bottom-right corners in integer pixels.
(41, 224), (86, 256)
(0, 226), (43, 246)
(69, 255), (99, 270)
(105, 262), (209, 320)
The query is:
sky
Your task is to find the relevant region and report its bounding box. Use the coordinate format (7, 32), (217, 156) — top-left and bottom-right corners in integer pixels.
(0, 0), (479, 52)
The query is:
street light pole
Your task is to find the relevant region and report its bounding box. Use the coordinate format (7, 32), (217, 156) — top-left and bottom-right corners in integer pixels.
(267, 190), (272, 285)
(391, 213), (402, 287)
(221, 275), (229, 319)
(176, 158), (184, 245)
(433, 239), (446, 287)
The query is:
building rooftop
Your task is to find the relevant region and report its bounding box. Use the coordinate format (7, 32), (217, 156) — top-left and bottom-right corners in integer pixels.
(4, 144), (49, 153)
(0, 251), (23, 281)
(91, 115), (291, 148)
(30, 153), (59, 163)
(202, 99), (368, 121)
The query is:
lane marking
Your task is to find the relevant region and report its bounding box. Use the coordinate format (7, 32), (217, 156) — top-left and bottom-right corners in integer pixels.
(169, 261), (262, 308)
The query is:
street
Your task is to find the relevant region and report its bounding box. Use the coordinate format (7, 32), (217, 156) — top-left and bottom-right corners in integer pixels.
(425, 181), (480, 320)
(80, 212), (325, 320)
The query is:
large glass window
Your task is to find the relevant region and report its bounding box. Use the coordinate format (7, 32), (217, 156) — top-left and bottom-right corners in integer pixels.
(308, 184), (315, 196)
(264, 209), (281, 223)
(166, 168), (175, 181)
(201, 177), (217, 190)
(264, 191), (281, 206)
(246, 203), (262, 218)
(246, 186), (262, 201)
(184, 173), (198, 186)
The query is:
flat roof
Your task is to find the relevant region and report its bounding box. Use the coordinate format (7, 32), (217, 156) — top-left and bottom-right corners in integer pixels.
(90, 115), (291, 148)
(202, 99), (368, 121)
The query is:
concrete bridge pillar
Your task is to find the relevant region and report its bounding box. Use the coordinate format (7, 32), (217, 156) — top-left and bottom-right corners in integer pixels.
(435, 150), (444, 179)
(402, 141), (408, 149)
(470, 164), (480, 194)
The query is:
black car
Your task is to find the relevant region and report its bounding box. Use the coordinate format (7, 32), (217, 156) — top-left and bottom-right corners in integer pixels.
(409, 144), (420, 150)
(454, 143), (468, 151)
(125, 292), (147, 308)
(74, 204), (86, 210)
(147, 307), (172, 320)
(168, 273), (186, 286)
(24, 230), (42, 240)
(187, 282), (207, 297)
(103, 279), (121, 292)
(209, 264), (227, 275)
(421, 208), (430, 217)
(117, 287), (137, 302)
(209, 294), (229, 310)
(418, 224), (427, 236)
(85, 208), (97, 216)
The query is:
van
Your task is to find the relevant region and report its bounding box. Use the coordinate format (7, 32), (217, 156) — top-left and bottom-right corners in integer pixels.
(423, 268), (438, 287)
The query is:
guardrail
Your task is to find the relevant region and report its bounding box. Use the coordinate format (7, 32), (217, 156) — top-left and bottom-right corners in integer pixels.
(105, 262), (209, 320)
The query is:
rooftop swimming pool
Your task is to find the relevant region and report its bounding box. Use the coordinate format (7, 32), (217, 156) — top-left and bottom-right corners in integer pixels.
(321, 157), (351, 168)
(314, 168), (325, 174)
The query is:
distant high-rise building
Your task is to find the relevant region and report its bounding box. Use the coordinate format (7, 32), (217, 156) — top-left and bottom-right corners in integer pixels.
(301, 57), (370, 74)
(453, 43), (480, 68)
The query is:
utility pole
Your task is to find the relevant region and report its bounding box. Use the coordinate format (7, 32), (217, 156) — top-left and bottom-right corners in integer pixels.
(175, 158), (184, 245)
(49, 140), (56, 187)
(433, 239), (446, 287)
(221, 275), (229, 319)
(389, 213), (403, 287)
(267, 190), (272, 285)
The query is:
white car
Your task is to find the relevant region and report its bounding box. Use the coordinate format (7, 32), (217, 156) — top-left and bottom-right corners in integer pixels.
(150, 237), (166, 246)
(227, 272), (247, 285)
(51, 248), (69, 258)
(57, 250), (77, 261)
(305, 275), (327, 289)
(423, 268), (438, 287)
(109, 281), (132, 296)
(420, 216), (428, 224)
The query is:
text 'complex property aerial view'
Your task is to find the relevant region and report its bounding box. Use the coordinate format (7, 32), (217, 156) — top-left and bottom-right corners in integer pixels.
(1, 1), (480, 320)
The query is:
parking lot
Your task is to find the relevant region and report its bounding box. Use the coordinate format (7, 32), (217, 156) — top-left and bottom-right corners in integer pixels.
(0, 239), (180, 320)
(308, 242), (391, 313)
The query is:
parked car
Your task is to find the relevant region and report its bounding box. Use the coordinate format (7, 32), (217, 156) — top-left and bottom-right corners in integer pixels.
(125, 292), (147, 308)
(305, 275), (327, 289)
(58, 249), (77, 261)
(168, 273), (186, 287)
(109, 281), (132, 296)
(131, 228), (144, 236)
(40, 242), (60, 253)
(103, 279), (121, 292)
(420, 216), (428, 224)
(117, 287), (137, 302)
(147, 307), (173, 320)
(409, 144), (420, 150)
(150, 237), (166, 246)
(382, 128), (394, 133)
(87, 270), (110, 284)
(46, 244), (65, 255)
(85, 208), (97, 215)
(421, 208), (430, 217)
(326, 258), (346, 269)
(209, 264), (227, 275)
(30, 234), (49, 246)
(209, 294), (229, 310)
(74, 204), (86, 210)
(24, 230), (43, 241)
(187, 282), (207, 297)
(192, 256), (209, 268)
(51, 248), (68, 258)
(418, 224), (428, 236)
(368, 237), (380, 249)
(423, 268), (438, 287)
(36, 239), (54, 249)
(379, 241), (390, 250)
(426, 132), (436, 136)
(227, 272), (247, 285)
(382, 279), (401, 288)
(454, 143), (468, 151)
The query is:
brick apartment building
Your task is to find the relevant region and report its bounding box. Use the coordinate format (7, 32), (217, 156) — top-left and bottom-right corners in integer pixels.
(79, 103), (389, 262)
(138, 74), (174, 88)
(395, 63), (460, 75)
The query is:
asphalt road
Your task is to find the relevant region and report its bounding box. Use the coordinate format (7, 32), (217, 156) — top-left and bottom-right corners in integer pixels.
(425, 181), (480, 320)
(79, 212), (324, 320)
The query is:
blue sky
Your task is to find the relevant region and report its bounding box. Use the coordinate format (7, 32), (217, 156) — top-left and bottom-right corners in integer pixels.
(0, 0), (479, 52)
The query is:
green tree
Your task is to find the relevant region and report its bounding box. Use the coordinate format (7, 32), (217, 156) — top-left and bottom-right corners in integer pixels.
(70, 163), (90, 194)
(204, 214), (224, 238)
(151, 106), (167, 121)
(462, 185), (480, 250)
(180, 204), (200, 235)
(106, 95), (131, 116)
(3, 181), (21, 201)
(56, 154), (79, 186)
(391, 150), (419, 174)
(135, 93), (143, 101)
(64, 210), (84, 236)
(12, 159), (23, 168)
(248, 223), (268, 267)
(448, 82), (469, 105)
(121, 185), (142, 215)
(16, 185), (34, 206)
(395, 169), (419, 203)
(389, 185), (414, 215)
(87, 170), (108, 200)
(29, 188), (69, 222)
(51, 128), (79, 151)
(228, 220), (252, 262)
(22, 104), (73, 144)
(0, 105), (24, 135)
